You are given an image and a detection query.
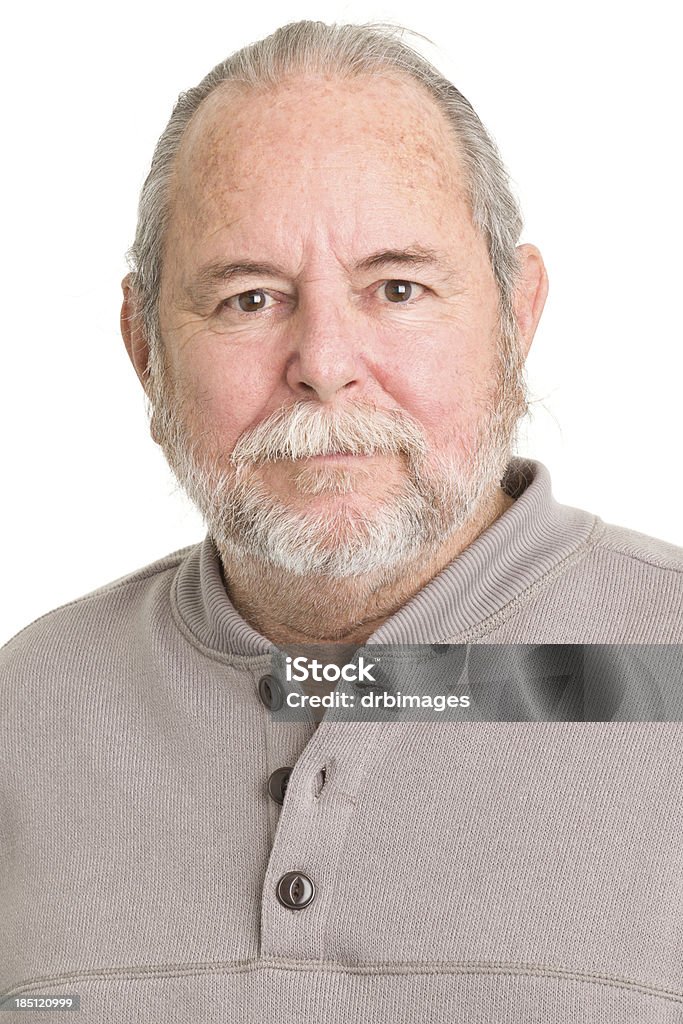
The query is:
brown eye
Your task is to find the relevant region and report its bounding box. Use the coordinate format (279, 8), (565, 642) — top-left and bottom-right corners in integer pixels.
(237, 289), (268, 312)
(383, 280), (413, 302)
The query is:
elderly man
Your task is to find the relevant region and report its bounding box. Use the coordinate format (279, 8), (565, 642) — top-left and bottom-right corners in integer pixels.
(2, 19), (683, 1023)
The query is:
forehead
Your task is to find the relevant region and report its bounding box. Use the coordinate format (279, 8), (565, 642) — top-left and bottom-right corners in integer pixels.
(171, 72), (469, 222)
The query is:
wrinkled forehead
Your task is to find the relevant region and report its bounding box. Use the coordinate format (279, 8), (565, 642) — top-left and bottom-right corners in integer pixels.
(169, 72), (470, 218)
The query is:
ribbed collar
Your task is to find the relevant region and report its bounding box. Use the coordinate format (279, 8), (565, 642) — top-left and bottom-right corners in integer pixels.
(171, 457), (601, 659)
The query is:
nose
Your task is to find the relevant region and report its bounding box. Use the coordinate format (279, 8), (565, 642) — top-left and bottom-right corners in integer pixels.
(285, 292), (366, 404)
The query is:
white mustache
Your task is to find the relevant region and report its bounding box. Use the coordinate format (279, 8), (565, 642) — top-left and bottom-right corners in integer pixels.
(229, 401), (429, 466)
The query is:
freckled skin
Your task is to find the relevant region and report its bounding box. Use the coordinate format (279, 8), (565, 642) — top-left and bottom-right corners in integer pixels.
(122, 70), (548, 643)
(158, 73), (513, 512)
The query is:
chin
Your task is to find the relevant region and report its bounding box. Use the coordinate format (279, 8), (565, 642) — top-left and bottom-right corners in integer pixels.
(262, 459), (391, 500)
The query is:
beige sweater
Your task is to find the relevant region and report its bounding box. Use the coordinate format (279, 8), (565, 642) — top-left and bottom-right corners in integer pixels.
(1, 458), (683, 1021)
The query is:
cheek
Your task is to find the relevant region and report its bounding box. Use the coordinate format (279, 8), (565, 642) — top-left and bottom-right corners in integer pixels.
(172, 345), (277, 449)
(374, 329), (494, 440)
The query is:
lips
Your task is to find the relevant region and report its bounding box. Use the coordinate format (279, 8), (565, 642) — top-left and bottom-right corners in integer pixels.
(305, 453), (372, 461)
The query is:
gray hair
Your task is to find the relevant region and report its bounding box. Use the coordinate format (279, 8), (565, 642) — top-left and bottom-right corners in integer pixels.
(126, 19), (524, 380)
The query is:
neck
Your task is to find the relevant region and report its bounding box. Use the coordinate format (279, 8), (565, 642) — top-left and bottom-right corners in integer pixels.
(216, 485), (514, 647)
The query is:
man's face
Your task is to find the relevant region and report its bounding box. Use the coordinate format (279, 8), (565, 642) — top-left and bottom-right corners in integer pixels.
(149, 72), (527, 577)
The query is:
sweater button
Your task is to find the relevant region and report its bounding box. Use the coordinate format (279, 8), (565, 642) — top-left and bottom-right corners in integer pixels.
(268, 767), (292, 804)
(258, 674), (283, 711)
(276, 871), (315, 910)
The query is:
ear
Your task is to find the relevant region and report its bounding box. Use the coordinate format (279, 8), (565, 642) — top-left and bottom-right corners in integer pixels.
(120, 273), (153, 391)
(512, 244), (549, 358)
(120, 273), (161, 444)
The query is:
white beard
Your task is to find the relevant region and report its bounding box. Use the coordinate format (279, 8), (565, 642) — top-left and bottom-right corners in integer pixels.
(148, 333), (526, 580)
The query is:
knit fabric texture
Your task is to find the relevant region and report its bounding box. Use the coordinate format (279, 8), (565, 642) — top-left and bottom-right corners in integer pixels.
(1, 457), (683, 1021)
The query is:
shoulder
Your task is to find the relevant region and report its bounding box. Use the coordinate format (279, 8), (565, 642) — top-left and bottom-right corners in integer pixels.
(0, 542), (199, 668)
(485, 460), (683, 643)
(594, 519), (683, 573)
(538, 516), (683, 642)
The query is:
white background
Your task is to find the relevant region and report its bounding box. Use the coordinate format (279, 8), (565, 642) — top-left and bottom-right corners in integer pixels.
(2, 0), (681, 645)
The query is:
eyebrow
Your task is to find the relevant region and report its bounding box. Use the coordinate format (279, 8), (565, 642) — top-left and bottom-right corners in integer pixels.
(186, 245), (445, 300)
(354, 245), (442, 273)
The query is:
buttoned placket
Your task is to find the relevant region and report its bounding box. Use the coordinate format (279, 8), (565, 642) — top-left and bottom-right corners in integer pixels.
(252, 655), (395, 959)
